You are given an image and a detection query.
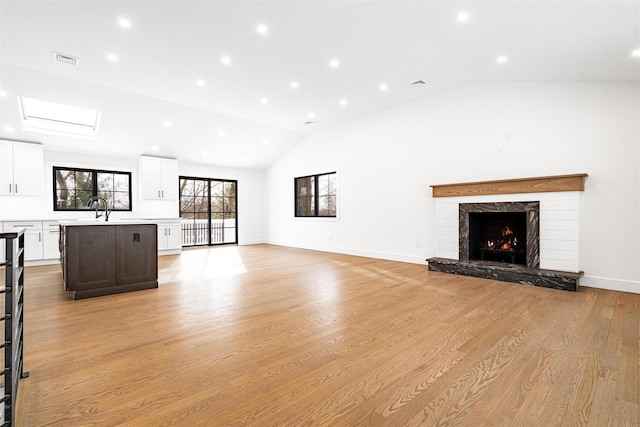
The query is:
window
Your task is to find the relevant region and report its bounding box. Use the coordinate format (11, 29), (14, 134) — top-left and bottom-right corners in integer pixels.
(180, 177), (237, 246)
(53, 167), (132, 211)
(295, 172), (337, 217)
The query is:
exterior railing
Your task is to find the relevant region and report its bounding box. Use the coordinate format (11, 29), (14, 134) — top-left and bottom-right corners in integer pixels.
(181, 220), (225, 245)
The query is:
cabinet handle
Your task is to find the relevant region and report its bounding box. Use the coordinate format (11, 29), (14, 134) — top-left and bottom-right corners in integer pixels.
(15, 184), (17, 194)
(13, 224), (34, 227)
(161, 190), (164, 198)
(8, 184), (12, 193)
(168, 228), (171, 236)
(39, 232), (42, 242)
(158, 190), (161, 198)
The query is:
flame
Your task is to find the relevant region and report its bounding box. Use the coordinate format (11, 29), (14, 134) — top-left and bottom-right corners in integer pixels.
(486, 226), (518, 251)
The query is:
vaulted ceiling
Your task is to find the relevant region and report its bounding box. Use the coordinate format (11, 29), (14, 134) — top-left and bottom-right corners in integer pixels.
(1, 1), (638, 169)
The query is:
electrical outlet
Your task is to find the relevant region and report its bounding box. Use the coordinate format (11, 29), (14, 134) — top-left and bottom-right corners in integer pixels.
(497, 147), (504, 156)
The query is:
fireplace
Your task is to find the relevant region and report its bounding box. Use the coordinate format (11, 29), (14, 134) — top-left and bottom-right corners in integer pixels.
(459, 201), (540, 268)
(426, 174), (588, 291)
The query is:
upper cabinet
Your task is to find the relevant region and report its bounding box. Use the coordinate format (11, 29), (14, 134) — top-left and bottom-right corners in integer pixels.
(0, 140), (44, 197)
(138, 156), (178, 200)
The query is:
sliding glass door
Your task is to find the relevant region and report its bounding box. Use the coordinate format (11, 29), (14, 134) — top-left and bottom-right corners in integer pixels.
(180, 177), (237, 246)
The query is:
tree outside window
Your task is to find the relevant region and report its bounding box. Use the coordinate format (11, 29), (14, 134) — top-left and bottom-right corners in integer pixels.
(54, 167), (132, 211)
(295, 172), (336, 217)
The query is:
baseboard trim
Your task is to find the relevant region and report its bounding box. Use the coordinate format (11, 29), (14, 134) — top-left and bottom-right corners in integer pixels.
(239, 239), (268, 246)
(266, 240), (427, 265)
(581, 275), (640, 294)
(265, 241), (638, 294)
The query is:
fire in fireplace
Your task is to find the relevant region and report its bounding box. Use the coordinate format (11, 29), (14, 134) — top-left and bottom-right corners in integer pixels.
(468, 212), (527, 265)
(459, 201), (540, 268)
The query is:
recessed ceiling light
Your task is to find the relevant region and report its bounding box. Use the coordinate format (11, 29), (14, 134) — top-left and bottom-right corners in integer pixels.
(496, 55), (508, 64)
(242, 157), (249, 163)
(631, 49), (640, 58)
(290, 81), (299, 89)
(196, 79), (205, 87)
(3, 126), (14, 133)
(163, 121), (172, 127)
(260, 98), (268, 105)
(261, 139), (269, 144)
(257, 24), (268, 35)
(118, 18), (131, 28)
(202, 152), (209, 157)
(151, 145), (159, 151)
(308, 112), (315, 118)
(339, 99), (347, 106)
(218, 130), (226, 137)
(379, 84), (388, 91)
(221, 55), (232, 66)
(457, 12), (470, 22)
(0, 89), (6, 97)
(107, 53), (119, 62)
(329, 59), (340, 68)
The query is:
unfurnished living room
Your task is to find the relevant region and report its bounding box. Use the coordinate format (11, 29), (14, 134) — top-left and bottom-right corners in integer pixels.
(0, 1), (638, 426)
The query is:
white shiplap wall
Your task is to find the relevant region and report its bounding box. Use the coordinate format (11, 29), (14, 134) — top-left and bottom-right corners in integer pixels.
(435, 191), (580, 273)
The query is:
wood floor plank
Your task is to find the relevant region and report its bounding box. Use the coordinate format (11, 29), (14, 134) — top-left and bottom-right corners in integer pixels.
(12, 245), (640, 426)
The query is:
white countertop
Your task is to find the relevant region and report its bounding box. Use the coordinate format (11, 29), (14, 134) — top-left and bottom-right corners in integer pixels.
(58, 219), (158, 226)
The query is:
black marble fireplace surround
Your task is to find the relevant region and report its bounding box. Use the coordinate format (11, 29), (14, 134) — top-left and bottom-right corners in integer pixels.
(459, 201), (540, 268)
(428, 200), (582, 291)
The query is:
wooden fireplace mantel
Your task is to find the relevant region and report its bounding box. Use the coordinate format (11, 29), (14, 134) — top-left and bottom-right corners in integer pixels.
(430, 173), (588, 198)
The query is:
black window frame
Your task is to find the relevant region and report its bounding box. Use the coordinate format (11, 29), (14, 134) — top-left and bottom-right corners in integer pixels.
(53, 166), (133, 211)
(294, 172), (337, 218)
(179, 176), (238, 247)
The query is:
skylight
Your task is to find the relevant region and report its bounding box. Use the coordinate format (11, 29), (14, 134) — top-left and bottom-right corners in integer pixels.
(18, 97), (101, 138)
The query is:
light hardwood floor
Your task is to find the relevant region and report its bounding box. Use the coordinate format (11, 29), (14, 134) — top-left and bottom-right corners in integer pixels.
(14, 245), (640, 426)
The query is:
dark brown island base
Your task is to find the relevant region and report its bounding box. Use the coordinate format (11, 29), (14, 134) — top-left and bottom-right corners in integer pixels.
(59, 221), (158, 300)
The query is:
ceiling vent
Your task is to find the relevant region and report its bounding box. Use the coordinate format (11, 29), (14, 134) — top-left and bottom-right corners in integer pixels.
(409, 79), (429, 86)
(303, 121), (317, 125)
(53, 51), (79, 66)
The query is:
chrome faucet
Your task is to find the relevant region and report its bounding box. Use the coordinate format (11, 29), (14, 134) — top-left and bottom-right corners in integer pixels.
(87, 196), (111, 222)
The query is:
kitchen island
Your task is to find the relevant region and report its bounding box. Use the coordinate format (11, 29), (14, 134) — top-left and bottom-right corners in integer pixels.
(59, 220), (158, 300)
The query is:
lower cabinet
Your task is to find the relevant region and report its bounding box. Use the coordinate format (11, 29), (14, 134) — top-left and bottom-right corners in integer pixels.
(63, 224), (158, 299)
(115, 224), (157, 285)
(3, 221), (43, 261)
(43, 221), (61, 260)
(157, 221), (182, 251)
(65, 226), (116, 291)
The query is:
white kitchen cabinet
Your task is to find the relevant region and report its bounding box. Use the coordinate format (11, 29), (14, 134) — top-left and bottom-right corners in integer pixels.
(3, 221), (43, 261)
(42, 221), (61, 260)
(157, 220), (182, 251)
(139, 156), (178, 200)
(0, 140), (44, 197)
(0, 223), (4, 263)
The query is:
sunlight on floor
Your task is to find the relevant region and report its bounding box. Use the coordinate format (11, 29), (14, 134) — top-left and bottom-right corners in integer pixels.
(172, 246), (247, 281)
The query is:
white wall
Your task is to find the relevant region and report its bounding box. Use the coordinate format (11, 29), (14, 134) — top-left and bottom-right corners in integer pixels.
(0, 151), (266, 246)
(179, 161), (265, 245)
(264, 82), (640, 294)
